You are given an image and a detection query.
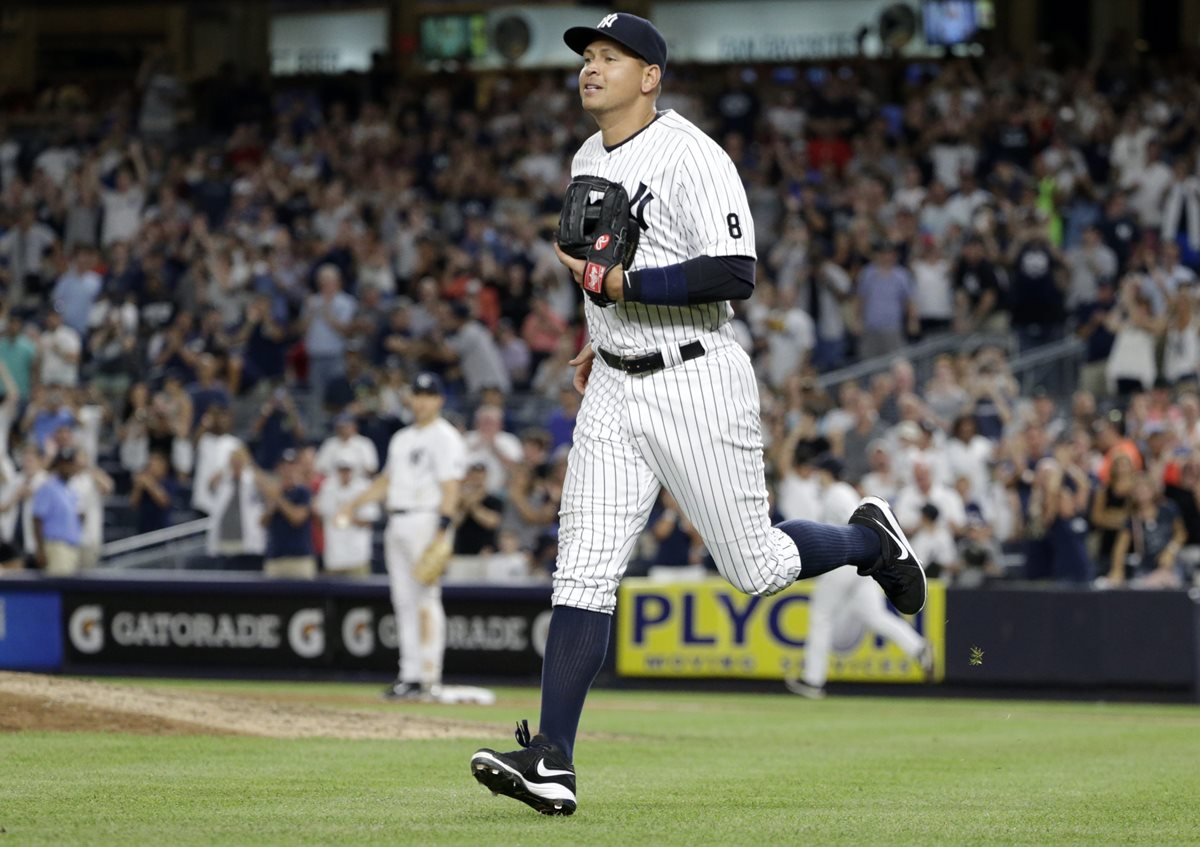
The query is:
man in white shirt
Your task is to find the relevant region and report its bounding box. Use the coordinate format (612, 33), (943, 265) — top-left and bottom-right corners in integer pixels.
(314, 461), (380, 578)
(96, 142), (149, 247)
(463, 405), (523, 496)
(1126, 140), (1173, 229)
(38, 308), (82, 388)
(0, 205), (58, 306)
(314, 413), (379, 480)
(893, 459), (967, 538)
(191, 405), (243, 514)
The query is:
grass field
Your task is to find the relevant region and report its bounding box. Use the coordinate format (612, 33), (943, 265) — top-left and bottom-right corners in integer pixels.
(2, 678), (1199, 846)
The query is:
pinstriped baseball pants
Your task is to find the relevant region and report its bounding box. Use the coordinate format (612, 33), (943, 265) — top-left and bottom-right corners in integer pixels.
(553, 339), (802, 613)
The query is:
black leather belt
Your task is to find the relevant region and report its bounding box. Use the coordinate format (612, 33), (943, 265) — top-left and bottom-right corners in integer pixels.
(598, 340), (706, 375)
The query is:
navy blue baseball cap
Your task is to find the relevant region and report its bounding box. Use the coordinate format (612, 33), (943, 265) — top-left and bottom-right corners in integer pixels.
(412, 372), (445, 395)
(564, 13), (667, 71)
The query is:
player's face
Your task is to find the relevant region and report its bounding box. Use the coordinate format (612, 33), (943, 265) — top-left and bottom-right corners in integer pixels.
(579, 40), (648, 115)
(410, 391), (443, 423)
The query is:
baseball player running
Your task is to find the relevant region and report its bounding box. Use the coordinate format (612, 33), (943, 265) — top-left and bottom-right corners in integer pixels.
(470, 13), (925, 816)
(341, 372), (465, 701)
(784, 454), (933, 700)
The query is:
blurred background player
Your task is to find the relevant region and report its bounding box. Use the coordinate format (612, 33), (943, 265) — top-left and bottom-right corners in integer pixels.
(342, 372), (465, 701)
(785, 453), (934, 699)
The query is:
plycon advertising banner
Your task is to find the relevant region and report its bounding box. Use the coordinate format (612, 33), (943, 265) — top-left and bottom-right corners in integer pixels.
(616, 578), (945, 681)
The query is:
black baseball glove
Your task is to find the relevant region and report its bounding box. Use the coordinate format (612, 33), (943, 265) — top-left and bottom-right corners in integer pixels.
(558, 175), (639, 307)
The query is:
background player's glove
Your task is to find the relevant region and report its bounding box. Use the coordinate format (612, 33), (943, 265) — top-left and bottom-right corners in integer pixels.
(557, 175), (639, 307)
(413, 534), (453, 586)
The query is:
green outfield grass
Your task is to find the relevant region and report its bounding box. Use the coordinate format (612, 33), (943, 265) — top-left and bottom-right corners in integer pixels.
(2, 679), (1199, 846)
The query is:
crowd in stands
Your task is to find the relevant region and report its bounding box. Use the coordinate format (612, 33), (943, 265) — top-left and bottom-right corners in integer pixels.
(1, 45), (1200, 587)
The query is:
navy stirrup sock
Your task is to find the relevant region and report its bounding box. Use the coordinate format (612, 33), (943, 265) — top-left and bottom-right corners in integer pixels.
(775, 520), (881, 578)
(539, 605), (611, 761)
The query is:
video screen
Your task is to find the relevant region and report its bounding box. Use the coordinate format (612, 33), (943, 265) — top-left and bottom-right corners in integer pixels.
(923, 0), (980, 45)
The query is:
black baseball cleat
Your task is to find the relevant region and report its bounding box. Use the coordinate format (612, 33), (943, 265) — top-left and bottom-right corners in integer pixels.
(471, 720), (577, 816)
(849, 495), (927, 615)
(381, 680), (424, 701)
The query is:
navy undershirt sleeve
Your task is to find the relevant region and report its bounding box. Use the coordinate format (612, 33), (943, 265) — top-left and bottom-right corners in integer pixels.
(625, 256), (755, 306)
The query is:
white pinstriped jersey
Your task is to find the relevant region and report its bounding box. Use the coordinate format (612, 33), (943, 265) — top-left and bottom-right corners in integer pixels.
(572, 109), (756, 356)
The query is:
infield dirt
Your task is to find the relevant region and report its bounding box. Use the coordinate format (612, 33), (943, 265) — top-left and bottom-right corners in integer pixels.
(0, 672), (486, 739)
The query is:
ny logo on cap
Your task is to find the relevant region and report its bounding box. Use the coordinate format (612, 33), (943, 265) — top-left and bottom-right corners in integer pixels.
(597, 13), (618, 28)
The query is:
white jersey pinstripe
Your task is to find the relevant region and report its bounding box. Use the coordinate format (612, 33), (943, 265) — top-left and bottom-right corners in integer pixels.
(572, 109), (755, 356)
(554, 109), (803, 614)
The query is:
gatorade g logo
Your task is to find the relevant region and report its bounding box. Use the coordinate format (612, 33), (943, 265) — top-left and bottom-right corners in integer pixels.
(70, 605), (105, 654)
(342, 607), (375, 657)
(593, 234), (610, 251)
(287, 608), (325, 659)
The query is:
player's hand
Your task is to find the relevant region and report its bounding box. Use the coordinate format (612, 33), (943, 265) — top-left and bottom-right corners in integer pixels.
(554, 243), (624, 302)
(570, 343), (595, 395)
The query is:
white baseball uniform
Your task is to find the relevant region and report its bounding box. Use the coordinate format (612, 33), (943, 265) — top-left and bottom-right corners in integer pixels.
(555, 109), (802, 613)
(801, 478), (927, 689)
(381, 418), (466, 685)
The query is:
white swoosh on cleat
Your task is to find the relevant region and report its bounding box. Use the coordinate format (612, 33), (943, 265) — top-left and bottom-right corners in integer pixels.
(873, 519), (910, 561)
(535, 760), (574, 779)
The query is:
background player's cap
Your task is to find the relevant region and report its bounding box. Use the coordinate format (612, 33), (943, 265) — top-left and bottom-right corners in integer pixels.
(412, 372), (445, 396)
(564, 13), (668, 72)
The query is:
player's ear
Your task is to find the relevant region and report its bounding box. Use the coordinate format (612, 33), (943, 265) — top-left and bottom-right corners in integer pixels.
(641, 63), (661, 96)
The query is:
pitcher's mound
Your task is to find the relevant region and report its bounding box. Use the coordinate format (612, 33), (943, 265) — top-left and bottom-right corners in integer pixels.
(0, 672), (493, 740)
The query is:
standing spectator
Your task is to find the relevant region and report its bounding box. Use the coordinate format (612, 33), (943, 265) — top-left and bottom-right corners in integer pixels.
(1105, 278), (1164, 396)
(231, 293), (288, 395)
(191, 405), (242, 514)
(314, 460), (379, 578)
(1161, 156), (1200, 264)
(0, 204), (58, 308)
(68, 455), (113, 569)
(893, 459), (967, 539)
(314, 413), (379, 479)
(1163, 294), (1200, 386)
(856, 242), (916, 359)
(910, 236), (954, 337)
(258, 449), (316, 579)
(808, 243), (854, 372)
(952, 236), (1003, 333)
(96, 141), (149, 247)
(51, 245), (102, 337)
(204, 446), (266, 569)
(1075, 278), (1118, 397)
(0, 307), (37, 402)
(1108, 473), (1187, 587)
(1125, 140), (1172, 231)
(1091, 452), (1136, 569)
(301, 263), (357, 426)
(463, 405), (522, 496)
(945, 415), (993, 504)
(437, 302), (512, 395)
(250, 386), (305, 472)
(760, 284), (815, 391)
(130, 452), (178, 534)
(31, 447), (82, 575)
(37, 307), (82, 388)
(453, 462), (504, 555)
(1007, 214), (1067, 351)
(1022, 457), (1093, 583)
(186, 353), (231, 430)
(1065, 225), (1118, 308)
